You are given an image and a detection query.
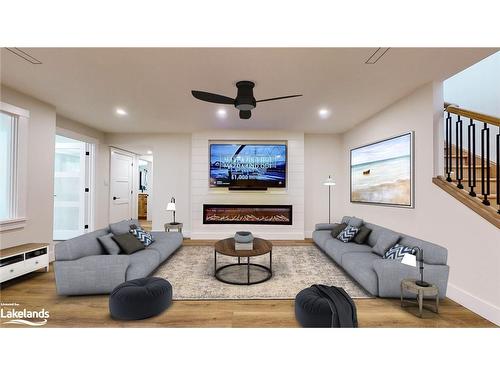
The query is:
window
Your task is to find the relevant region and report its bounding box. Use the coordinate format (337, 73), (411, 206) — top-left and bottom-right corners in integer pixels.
(0, 111), (14, 220)
(0, 102), (29, 231)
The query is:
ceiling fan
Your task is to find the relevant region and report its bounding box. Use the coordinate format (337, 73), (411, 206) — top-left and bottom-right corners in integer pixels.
(191, 80), (302, 119)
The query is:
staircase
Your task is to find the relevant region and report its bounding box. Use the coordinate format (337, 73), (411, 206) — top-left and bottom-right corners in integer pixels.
(433, 103), (500, 229)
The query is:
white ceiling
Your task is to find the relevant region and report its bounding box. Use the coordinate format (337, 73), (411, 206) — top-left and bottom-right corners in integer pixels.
(1, 48), (497, 134)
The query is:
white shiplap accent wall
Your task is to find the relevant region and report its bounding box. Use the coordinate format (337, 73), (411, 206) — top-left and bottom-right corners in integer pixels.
(190, 131), (305, 239)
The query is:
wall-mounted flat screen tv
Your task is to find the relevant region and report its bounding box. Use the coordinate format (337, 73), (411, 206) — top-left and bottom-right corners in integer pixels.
(209, 143), (287, 188)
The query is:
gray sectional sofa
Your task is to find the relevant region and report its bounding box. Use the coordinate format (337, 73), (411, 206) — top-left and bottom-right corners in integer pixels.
(313, 216), (449, 298)
(54, 219), (183, 295)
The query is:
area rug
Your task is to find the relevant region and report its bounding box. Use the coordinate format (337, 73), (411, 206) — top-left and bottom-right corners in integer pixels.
(153, 245), (372, 300)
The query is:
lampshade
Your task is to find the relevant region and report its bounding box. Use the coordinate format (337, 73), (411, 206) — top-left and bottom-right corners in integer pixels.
(401, 253), (417, 267)
(323, 175), (336, 186)
(166, 202), (176, 211)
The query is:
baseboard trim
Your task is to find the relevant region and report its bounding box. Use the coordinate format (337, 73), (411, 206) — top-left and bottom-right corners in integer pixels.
(447, 283), (500, 326)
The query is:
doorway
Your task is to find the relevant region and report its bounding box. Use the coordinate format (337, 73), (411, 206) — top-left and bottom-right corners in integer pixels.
(137, 154), (153, 225)
(109, 148), (134, 223)
(53, 135), (94, 240)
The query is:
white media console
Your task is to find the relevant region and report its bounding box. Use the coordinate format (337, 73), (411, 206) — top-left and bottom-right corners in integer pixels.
(0, 243), (50, 283)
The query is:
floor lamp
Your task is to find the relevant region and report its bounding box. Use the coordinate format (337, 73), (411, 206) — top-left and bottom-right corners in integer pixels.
(323, 175), (336, 224)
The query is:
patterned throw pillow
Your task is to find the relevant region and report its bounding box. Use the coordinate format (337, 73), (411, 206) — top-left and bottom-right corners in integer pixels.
(129, 227), (155, 247)
(336, 225), (359, 243)
(383, 244), (416, 260)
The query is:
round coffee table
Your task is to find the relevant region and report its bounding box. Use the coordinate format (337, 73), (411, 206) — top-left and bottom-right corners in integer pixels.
(214, 238), (272, 285)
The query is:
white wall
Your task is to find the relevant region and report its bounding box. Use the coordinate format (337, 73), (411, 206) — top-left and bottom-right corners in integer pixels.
(190, 131), (304, 240)
(304, 134), (342, 237)
(104, 133), (191, 234)
(0, 86), (56, 256)
(444, 52), (499, 163)
(337, 82), (500, 325)
(444, 52), (500, 117)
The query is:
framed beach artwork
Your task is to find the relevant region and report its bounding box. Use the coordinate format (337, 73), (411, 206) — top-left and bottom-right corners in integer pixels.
(350, 132), (414, 207)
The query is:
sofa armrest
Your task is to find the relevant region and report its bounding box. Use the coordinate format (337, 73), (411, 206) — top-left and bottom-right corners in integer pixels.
(54, 255), (130, 295)
(314, 223), (337, 231)
(372, 259), (449, 299)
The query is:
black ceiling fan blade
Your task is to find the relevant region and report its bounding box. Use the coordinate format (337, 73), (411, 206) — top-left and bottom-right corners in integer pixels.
(256, 94), (303, 103)
(191, 90), (235, 105)
(239, 110), (252, 119)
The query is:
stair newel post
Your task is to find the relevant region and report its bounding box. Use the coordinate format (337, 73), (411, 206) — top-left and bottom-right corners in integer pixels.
(481, 123), (490, 206)
(468, 119), (476, 197)
(445, 112), (452, 182)
(456, 115), (464, 189)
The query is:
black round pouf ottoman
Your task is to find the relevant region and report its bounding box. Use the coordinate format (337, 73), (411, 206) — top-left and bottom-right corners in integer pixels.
(295, 286), (335, 328)
(109, 277), (172, 320)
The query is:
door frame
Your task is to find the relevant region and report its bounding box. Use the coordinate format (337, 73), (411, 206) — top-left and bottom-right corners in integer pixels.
(109, 147), (137, 223)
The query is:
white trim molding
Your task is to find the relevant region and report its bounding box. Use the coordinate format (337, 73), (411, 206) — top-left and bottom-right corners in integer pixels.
(447, 283), (500, 326)
(0, 217), (27, 232)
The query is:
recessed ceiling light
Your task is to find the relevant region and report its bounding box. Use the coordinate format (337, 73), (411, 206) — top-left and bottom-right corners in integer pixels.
(147, 150), (152, 155)
(115, 108), (128, 116)
(217, 109), (227, 118)
(318, 108), (331, 119)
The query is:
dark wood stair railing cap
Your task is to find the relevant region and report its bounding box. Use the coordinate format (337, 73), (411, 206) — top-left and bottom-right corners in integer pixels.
(444, 103), (500, 127)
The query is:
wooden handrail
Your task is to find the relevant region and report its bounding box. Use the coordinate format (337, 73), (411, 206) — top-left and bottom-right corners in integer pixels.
(444, 103), (500, 127)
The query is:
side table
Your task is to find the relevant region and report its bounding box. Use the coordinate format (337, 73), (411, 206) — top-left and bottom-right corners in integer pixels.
(400, 279), (439, 318)
(164, 222), (183, 233)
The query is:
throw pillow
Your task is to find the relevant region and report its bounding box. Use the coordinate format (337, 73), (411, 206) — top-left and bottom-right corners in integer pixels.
(336, 225), (360, 243)
(383, 244), (416, 260)
(372, 231), (400, 256)
(347, 216), (364, 228)
(112, 233), (145, 254)
(341, 216), (351, 225)
(353, 226), (372, 245)
(98, 233), (121, 255)
(330, 223), (347, 238)
(110, 219), (140, 235)
(130, 227), (155, 247)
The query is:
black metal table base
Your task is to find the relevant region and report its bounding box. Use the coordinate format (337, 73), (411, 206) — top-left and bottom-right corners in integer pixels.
(214, 251), (272, 285)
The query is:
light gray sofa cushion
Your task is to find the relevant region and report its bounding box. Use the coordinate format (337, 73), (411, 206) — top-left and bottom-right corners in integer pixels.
(373, 259), (449, 298)
(125, 249), (161, 280)
(54, 255), (129, 295)
(347, 216), (363, 228)
(98, 233), (121, 255)
(326, 239), (372, 265)
(109, 219), (140, 236)
(341, 252), (380, 295)
(372, 230), (400, 257)
(397, 236), (448, 265)
(55, 228), (109, 261)
(312, 230), (333, 249)
(148, 231), (183, 262)
(315, 223), (338, 231)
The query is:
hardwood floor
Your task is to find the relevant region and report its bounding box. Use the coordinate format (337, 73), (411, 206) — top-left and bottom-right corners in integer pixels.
(0, 261), (494, 328)
(0, 230), (494, 328)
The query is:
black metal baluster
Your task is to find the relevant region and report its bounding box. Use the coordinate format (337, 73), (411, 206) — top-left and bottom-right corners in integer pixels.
(468, 119), (476, 197)
(445, 112), (452, 181)
(448, 113), (453, 182)
(456, 116), (464, 189)
(481, 123), (490, 206)
(497, 129), (499, 214)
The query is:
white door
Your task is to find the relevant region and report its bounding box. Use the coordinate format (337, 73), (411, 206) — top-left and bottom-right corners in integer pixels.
(109, 149), (133, 223)
(53, 135), (87, 240)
